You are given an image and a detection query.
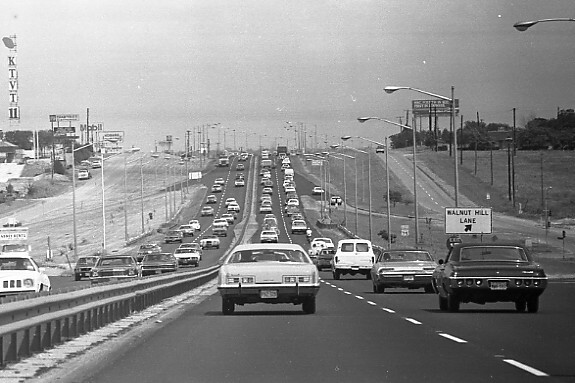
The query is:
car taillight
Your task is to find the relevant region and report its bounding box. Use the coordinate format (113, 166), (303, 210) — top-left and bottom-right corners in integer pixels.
(284, 276), (311, 283)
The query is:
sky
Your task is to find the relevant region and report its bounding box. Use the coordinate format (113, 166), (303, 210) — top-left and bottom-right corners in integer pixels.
(0, 0), (573, 152)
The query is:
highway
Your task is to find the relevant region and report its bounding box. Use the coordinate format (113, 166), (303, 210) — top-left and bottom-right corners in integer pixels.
(21, 153), (575, 383)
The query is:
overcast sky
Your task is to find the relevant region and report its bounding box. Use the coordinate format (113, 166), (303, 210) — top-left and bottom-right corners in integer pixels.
(1, 0), (573, 151)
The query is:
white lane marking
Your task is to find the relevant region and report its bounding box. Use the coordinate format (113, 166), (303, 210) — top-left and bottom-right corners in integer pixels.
(355, 295), (364, 300)
(344, 291), (352, 295)
(503, 359), (548, 377)
(366, 301), (377, 306)
(382, 308), (395, 313)
(404, 317), (422, 325)
(337, 287), (344, 291)
(438, 333), (468, 343)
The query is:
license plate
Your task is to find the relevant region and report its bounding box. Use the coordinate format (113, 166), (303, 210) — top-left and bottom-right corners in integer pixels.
(260, 290), (278, 299)
(489, 281), (508, 290)
(403, 275), (414, 281)
(351, 267), (359, 271)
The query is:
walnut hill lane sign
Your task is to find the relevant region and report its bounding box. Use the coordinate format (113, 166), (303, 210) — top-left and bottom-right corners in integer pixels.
(445, 207), (492, 234)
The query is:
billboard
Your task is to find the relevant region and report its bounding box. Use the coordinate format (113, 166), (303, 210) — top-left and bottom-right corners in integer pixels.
(445, 207), (492, 234)
(412, 99), (460, 116)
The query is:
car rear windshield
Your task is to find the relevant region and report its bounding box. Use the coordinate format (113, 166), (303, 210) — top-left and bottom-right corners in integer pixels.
(77, 257), (98, 265)
(145, 254), (174, 262)
(228, 250), (309, 264)
(459, 247), (528, 262)
(382, 251), (433, 262)
(99, 257), (134, 267)
(341, 242), (369, 252)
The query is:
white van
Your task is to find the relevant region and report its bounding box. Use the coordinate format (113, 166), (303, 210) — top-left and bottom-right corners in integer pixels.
(331, 239), (375, 280)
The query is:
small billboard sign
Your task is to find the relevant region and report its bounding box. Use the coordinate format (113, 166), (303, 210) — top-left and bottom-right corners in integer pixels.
(412, 99), (460, 116)
(445, 207), (492, 234)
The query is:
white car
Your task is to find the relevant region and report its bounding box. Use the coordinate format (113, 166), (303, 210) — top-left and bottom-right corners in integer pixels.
(188, 219), (201, 231)
(217, 243), (320, 314)
(259, 230), (279, 243)
(312, 186), (324, 195)
(286, 198), (299, 207)
(213, 218), (229, 228)
(0, 255), (51, 296)
(178, 224), (196, 237)
(225, 198), (237, 206)
(215, 177), (226, 185)
(178, 242), (203, 260)
(235, 178), (245, 187)
(221, 213), (235, 224)
(291, 219), (308, 234)
(200, 235), (220, 249)
(284, 186), (296, 194)
(227, 203), (241, 213)
(77, 169), (91, 180)
(310, 238), (335, 251)
(173, 247), (200, 267)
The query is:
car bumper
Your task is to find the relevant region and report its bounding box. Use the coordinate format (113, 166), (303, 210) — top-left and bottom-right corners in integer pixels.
(176, 258), (199, 266)
(374, 274), (433, 288)
(142, 267), (178, 276)
(260, 238), (278, 243)
(90, 276), (138, 284)
(218, 285), (320, 304)
(442, 277), (547, 303)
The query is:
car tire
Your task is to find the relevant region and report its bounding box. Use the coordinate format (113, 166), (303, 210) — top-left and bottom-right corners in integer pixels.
(74, 274), (81, 281)
(424, 285), (435, 294)
(333, 270), (340, 280)
(438, 294), (448, 311)
(447, 293), (460, 312)
(365, 273), (371, 280)
(302, 297), (316, 314)
(527, 296), (539, 313)
(222, 298), (235, 315)
(515, 299), (527, 312)
(373, 283), (384, 294)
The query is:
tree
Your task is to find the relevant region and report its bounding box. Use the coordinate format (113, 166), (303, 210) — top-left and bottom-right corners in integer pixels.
(4, 130), (33, 150)
(377, 229), (396, 243)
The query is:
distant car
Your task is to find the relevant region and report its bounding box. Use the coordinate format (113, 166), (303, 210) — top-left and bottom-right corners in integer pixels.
(235, 178), (245, 187)
(432, 243), (548, 312)
(141, 253), (179, 276)
(212, 222), (228, 237)
(178, 224), (196, 237)
(262, 187), (273, 195)
(286, 198), (299, 207)
(221, 213), (235, 224)
(314, 248), (336, 271)
(284, 205), (300, 217)
(214, 177), (226, 185)
(178, 243), (203, 260)
(236, 163), (245, 171)
(200, 235), (220, 249)
(312, 186), (324, 195)
(260, 229), (279, 243)
(227, 203), (241, 213)
(308, 238), (335, 256)
(211, 184), (223, 193)
(77, 169), (91, 180)
(262, 179), (273, 188)
(291, 219), (308, 234)
(74, 255), (99, 281)
(188, 219), (201, 231)
(206, 195), (218, 204)
(0, 255), (52, 296)
(136, 243), (162, 263)
(375, 145), (385, 153)
(213, 218), (229, 228)
(330, 196), (343, 206)
(201, 206), (215, 216)
(290, 213), (304, 222)
(173, 247), (200, 267)
(164, 229), (184, 243)
(218, 244), (320, 314)
(89, 255), (141, 284)
(225, 198), (237, 207)
(284, 186), (296, 194)
(371, 249), (437, 294)
(259, 202), (273, 214)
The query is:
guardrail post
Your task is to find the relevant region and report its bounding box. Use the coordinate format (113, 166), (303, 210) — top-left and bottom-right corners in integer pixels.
(54, 319), (62, 345)
(42, 322), (52, 350)
(31, 325), (41, 353)
(7, 332), (17, 363)
(18, 329), (30, 359)
(78, 312), (85, 335)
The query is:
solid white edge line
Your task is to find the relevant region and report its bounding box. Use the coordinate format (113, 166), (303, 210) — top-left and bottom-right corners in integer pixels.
(438, 333), (468, 343)
(503, 359), (549, 377)
(404, 317), (422, 325)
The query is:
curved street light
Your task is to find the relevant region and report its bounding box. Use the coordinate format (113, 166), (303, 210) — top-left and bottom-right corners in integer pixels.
(384, 85), (459, 207)
(514, 18), (575, 31)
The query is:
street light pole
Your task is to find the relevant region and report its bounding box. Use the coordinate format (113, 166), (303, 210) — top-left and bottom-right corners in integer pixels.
(514, 18), (575, 31)
(384, 85), (458, 208)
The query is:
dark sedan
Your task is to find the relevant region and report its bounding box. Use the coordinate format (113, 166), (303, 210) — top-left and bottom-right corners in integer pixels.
(432, 243), (547, 312)
(89, 255), (141, 284)
(141, 252), (179, 276)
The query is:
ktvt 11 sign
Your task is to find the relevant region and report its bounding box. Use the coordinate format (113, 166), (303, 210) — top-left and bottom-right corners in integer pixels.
(445, 207), (492, 234)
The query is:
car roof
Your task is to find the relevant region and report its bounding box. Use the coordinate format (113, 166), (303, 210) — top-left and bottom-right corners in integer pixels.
(230, 243), (306, 252)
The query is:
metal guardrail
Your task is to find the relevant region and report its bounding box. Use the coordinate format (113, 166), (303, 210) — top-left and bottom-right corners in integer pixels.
(0, 265), (219, 366)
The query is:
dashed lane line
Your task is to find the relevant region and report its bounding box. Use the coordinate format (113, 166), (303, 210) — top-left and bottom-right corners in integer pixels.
(503, 359), (548, 377)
